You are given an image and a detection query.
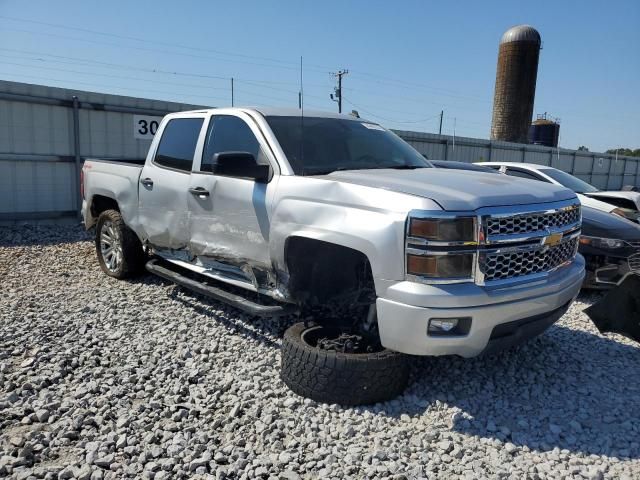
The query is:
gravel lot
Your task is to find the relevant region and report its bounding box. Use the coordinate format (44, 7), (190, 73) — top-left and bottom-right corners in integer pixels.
(1, 225), (639, 480)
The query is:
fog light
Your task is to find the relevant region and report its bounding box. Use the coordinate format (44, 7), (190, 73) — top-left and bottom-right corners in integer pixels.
(429, 318), (458, 332)
(428, 317), (472, 336)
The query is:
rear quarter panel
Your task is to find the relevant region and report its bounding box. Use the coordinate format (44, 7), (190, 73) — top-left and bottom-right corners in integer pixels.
(83, 161), (143, 230)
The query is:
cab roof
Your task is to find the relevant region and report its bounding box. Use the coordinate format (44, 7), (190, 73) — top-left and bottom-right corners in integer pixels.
(168, 106), (370, 122)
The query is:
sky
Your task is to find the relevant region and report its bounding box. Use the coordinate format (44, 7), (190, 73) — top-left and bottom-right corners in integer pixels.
(0, 0), (638, 153)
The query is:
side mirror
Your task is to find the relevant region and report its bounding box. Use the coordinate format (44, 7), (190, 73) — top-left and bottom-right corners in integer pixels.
(212, 152), (271, 182)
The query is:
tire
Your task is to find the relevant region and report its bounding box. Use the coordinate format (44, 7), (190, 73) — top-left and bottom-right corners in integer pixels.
(280, 322), (409, 405)
(95, 209), (145, 279)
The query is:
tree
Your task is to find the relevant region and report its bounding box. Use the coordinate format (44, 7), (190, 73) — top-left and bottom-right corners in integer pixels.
(606, 148), (640, 157)
(577, 146), (589, 151)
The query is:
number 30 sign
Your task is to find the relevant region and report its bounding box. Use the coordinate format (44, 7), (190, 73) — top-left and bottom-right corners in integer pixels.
(133, 115), (163, 140)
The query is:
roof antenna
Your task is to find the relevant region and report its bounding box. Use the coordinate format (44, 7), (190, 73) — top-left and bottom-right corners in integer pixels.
(299, 55), (305, 173)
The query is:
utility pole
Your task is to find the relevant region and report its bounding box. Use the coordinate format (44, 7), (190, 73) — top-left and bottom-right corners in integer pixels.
(438, 110), (443, 135)
(231, 77), (234, 107)
(330, 69), (349, 113)
(452, 117), (457, 153)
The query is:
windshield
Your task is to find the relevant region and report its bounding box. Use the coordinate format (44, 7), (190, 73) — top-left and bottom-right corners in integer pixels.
(539, 168), (599, 193)
(265, 116), (432, 175)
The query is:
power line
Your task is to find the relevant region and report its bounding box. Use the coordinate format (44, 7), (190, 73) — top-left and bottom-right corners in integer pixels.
(0, 18), (497, 104)
(0, 48), (340, 105)
(0, 28), (497, 115)
(0, 72), (228, 104)
(0, 47), (332, 91)
(0, 54), (332, 106)
(0, 58), (232, 92)
(0, 16), (332, 71)
(348, 69), (491, 103)
(342, 96), (441, 125)
(0, 26), (324, 75)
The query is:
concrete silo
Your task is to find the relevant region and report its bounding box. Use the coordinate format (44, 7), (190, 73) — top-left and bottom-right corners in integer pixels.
(490, 25), (542, 144)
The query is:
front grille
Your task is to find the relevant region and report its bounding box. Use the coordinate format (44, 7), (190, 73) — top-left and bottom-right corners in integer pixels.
(486, 206), (580, 236)
(482, 238), (579, 282)
(629, 253), (640, 273)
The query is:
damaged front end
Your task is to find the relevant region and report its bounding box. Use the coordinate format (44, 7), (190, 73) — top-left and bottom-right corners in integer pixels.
(580, 237), (640, 289)
(584, 274), (640, 343)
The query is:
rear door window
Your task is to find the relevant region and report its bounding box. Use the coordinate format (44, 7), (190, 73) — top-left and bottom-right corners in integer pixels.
(154, 118), (204, 172)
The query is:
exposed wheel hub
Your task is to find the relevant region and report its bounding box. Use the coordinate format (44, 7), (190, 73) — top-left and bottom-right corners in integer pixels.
(302, 325), (381, 354)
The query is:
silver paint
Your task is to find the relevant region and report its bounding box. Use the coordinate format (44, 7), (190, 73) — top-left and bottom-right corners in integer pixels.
(82, 108), (586, 356)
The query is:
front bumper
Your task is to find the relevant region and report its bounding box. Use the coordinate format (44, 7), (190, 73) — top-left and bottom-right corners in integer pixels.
(376, 255), (585, 357)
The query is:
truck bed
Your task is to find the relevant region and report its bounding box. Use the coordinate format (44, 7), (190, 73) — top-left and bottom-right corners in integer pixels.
(82, 158), (145, 229)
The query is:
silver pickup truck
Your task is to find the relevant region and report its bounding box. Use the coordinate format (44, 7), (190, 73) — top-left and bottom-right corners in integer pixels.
(82, 107), (585, 405)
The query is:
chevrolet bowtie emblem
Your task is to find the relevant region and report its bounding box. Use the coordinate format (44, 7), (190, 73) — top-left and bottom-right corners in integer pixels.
(543, 232), (563, 247)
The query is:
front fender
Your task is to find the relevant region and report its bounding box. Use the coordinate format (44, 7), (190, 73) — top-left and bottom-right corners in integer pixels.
(269, 176), (442, 291)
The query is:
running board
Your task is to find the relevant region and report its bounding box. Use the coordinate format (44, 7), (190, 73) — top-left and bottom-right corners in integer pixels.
(146, 259), (297, 317)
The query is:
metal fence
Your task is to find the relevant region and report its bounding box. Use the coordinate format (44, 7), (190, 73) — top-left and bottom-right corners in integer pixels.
(0, 80), (204, 223)
(1, 79), (638, 223)
(396, 130), (640, 190)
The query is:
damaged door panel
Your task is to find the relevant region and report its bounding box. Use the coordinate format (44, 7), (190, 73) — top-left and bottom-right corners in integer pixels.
(585, 274), (640, 342)
(138, 117), (205, 250)
(186, 113), (279, 293)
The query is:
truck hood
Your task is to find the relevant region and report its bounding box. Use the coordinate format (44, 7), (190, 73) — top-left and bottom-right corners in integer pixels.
(321, 168), (577, 211)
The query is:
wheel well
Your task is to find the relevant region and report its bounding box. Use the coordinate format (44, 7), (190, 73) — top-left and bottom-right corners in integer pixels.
(285, 237), (376, 307)
(91, 195), (120, 218)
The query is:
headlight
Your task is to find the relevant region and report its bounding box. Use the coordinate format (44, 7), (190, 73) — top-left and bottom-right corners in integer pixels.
(579, 236), (625, 249)
(409, 217), (476, 243)
(407, 215), (477, 281)
(407, 253), (474, 279)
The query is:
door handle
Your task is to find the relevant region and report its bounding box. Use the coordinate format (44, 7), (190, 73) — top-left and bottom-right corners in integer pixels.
(189, 186), (210, 197)
(140, 177), (154, 187)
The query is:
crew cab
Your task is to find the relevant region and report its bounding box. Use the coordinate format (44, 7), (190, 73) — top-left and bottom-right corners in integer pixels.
(81, 108), (585, 405)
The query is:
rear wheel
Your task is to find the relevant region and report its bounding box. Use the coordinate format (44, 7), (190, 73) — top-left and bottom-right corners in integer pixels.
(280, 322), (409, 406)
(95, 209), (145, 279)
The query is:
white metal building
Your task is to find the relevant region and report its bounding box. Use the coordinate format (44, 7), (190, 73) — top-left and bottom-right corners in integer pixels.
(1, 79), (638, 223)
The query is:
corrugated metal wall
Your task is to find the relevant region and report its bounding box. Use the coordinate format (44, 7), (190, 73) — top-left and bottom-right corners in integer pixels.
(0, 80), (205, 222)
(395, 130), (640, 190)
(1, 79), (638, 223)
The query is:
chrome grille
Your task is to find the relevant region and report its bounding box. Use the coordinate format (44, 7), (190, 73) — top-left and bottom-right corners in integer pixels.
(482, 238), (579, 282)
(486, 206), (580, 236)
(629, 253), (640, 273)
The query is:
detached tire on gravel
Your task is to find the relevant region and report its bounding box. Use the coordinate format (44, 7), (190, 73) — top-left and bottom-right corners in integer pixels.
(95, 209), (145, 279)
(280, 322), (409, 405)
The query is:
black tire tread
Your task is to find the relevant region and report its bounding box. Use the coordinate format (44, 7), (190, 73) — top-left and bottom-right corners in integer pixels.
(95, 209), (145, 279)
(280, 323), (409, 405)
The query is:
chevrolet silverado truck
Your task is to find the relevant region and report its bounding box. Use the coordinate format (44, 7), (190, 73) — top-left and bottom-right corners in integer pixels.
(82, 108), (585, 405)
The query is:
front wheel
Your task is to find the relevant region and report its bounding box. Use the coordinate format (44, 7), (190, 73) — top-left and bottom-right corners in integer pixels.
(280, 322), (409, 405)
(95, 209), (145, 279)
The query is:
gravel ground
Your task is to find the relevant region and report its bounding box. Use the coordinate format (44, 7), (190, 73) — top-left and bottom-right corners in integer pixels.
(1, 225), (639, 480)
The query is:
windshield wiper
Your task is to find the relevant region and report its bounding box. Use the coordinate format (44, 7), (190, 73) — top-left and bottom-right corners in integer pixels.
(385, 165), (427, 170)
(304, 164), (428, 175)
(304, 166), (368, 176)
